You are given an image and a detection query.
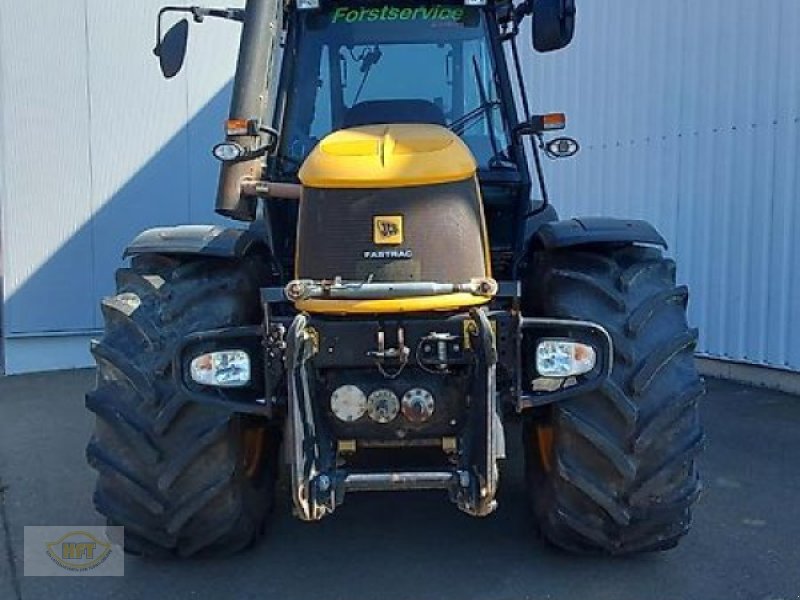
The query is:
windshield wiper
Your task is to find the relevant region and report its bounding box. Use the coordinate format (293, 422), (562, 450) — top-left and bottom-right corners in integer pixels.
(487, 153), (516, 170)
(471, 55), (502, 163)
(449, 100), (501, 135)
(449, 101), (516, 170)
(447, 56), (507, 169)
(351, 46), (383, 105)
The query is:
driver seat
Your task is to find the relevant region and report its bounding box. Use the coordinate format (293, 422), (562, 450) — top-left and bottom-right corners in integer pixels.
(343, 99), (447, 129)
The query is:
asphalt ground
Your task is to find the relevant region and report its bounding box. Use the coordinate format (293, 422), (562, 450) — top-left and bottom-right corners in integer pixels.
(1, 369), (798, 600)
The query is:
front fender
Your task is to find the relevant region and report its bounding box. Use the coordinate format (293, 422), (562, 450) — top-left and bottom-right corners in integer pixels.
(533, 217), (668, 250)
(124, 225), (266, 259)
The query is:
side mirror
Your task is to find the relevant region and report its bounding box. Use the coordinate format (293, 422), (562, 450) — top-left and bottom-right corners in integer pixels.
(154, 18), (189, 79)
(532, 0), (576, 53)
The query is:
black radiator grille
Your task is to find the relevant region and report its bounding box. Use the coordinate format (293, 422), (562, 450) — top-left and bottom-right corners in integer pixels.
(297, 178), (488, 283)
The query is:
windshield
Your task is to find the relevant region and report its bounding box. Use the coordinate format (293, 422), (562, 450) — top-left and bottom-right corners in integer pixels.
(275, 3), (514, 177)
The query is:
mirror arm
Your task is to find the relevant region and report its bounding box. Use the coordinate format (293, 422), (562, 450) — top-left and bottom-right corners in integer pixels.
(154, 6), (244, 56)
(498, 1), (532, 42)
(516, 0), (534, 22)
(233, 145), (270, 163)
(190, 7), (246, 23)
(155, 7), (191, 56)
(507, 33), (551, 220)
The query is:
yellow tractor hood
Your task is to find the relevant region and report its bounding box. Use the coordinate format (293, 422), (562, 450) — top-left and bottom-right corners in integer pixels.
(298, 124), (477, 189)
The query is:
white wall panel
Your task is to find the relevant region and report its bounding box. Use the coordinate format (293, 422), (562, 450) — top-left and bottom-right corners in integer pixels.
(86, 0), (193, 322)
(528, 0), (800, 371)
(0, 0), (241, 372)
(1, 0), (798, 374)
(1, 1), (96, 334)
(0, 0), (7, 369)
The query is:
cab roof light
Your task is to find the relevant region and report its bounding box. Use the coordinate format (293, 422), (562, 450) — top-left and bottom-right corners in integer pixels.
(296, 0), (320, 10)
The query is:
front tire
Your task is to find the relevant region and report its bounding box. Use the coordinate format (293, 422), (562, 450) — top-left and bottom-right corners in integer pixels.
(86, 254), (279, 557)
(522, 245), (705, 555)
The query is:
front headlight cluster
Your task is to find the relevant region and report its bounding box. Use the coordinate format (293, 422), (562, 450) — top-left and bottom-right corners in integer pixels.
(190, 350), (251, 388)
(536, 340), (597, 377)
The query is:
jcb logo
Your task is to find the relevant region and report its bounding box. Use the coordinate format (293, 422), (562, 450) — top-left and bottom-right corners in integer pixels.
(378, 221), (399, 237)
(374, 216), (403, 245)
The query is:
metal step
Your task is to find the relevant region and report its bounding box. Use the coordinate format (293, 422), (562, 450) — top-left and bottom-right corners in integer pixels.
(344, 471), (455, 492)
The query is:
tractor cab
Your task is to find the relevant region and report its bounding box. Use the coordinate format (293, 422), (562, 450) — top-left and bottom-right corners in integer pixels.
(273, 2), (517, 178)
(266, 0), (540, 281)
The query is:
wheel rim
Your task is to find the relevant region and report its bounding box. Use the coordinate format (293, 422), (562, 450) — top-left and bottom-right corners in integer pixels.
(242, 427), (266, 479)
(536, 425), (554, 473)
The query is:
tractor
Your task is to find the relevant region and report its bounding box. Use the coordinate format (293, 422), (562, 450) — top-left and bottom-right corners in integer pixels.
(86, 0), (705, 557)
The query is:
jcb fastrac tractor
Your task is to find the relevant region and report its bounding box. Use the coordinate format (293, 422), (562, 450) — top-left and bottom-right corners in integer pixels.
(87, 0), (705, 557)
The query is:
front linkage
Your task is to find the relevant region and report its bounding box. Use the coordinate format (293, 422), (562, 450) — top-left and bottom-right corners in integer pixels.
(284, 308), (503, 520)
(171, 282), (613, 520)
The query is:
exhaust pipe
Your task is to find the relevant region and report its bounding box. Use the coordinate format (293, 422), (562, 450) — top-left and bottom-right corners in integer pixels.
(216, 0), (283, 221)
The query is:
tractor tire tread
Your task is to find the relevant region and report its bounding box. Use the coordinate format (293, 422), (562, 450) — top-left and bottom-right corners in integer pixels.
(86, 254), (275, 557)
(523, 245), (704, 555)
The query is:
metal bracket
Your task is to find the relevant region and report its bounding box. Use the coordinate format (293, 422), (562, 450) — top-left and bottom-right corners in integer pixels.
(454, 309), (503, 517)
(286, 314), (333, 521)
(284, 310), (506, 520)
(172, 325), (271, 416)
(516, 317), (614, 410)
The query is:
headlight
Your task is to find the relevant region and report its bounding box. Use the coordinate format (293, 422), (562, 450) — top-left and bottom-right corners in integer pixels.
(536, 340), (596, 377)
(190, 350), (251, 387)
(212, 141), (245, 162)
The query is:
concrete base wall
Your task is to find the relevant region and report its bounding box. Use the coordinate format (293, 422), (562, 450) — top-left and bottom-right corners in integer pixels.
(3, 334), (97, 375)
(696, 357), (800, 396)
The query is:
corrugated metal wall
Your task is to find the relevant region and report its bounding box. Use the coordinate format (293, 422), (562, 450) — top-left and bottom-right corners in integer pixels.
(1, 1), (798, 374)
(526, 0), (800, 371)
(0, 1), (242, 372)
